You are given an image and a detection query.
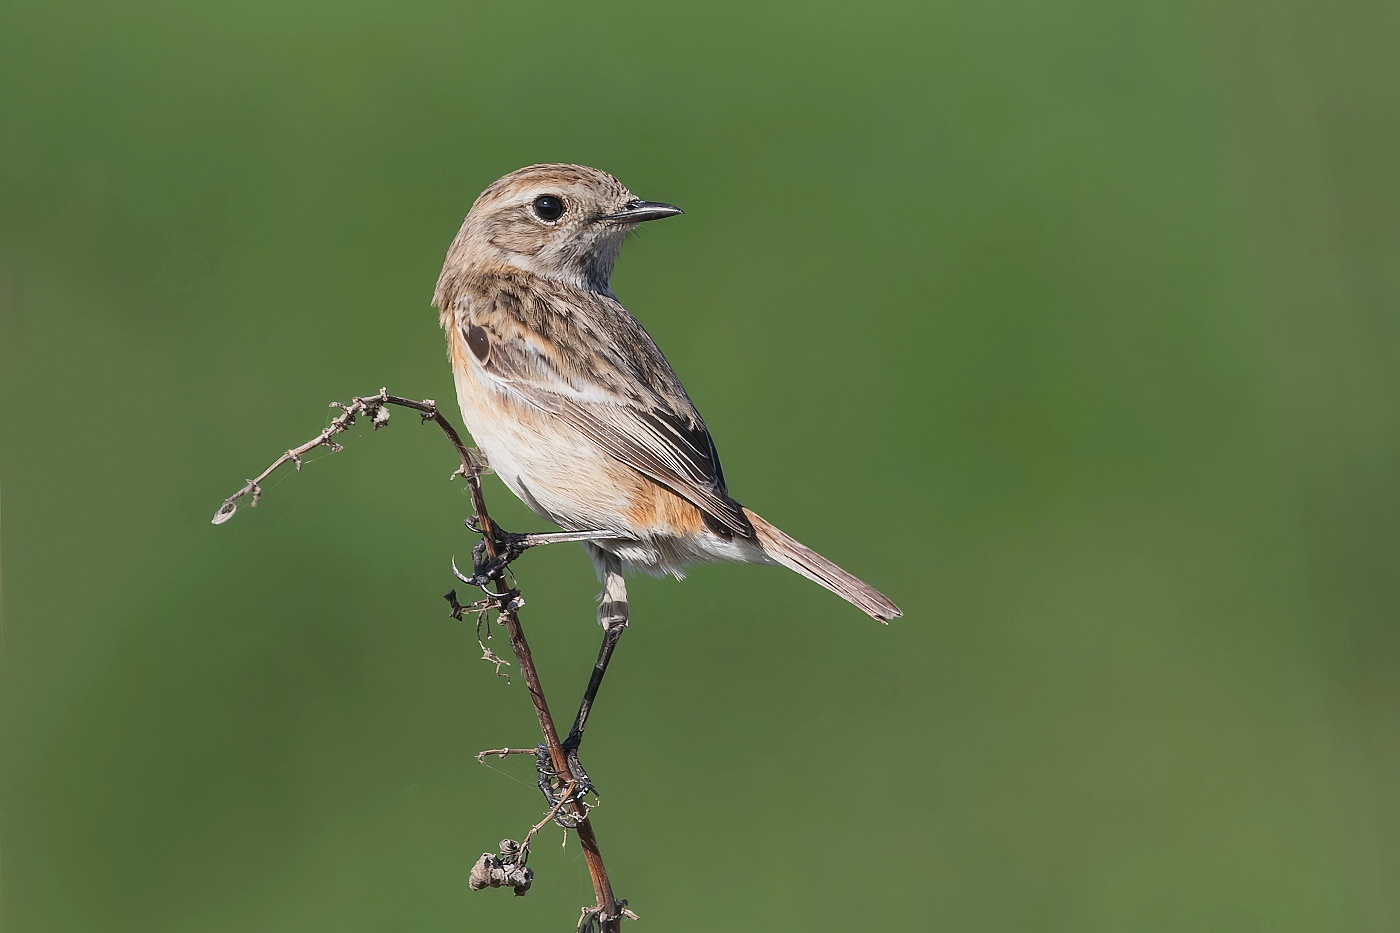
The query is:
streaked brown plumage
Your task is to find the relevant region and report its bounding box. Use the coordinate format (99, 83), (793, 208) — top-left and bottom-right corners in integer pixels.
(434, 164), (900, 625)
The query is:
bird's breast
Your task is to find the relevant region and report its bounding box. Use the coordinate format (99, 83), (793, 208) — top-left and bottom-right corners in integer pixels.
(449, 328), (629, 533)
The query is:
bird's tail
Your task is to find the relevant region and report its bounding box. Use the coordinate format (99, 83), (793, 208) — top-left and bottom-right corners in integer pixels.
(744, 508), (902, 623)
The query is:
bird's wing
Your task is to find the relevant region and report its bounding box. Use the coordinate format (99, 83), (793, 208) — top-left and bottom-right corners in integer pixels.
(460, 287), (752, 537)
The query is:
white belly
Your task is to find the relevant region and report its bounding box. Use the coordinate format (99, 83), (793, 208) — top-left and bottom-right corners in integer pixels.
(454, 369), (629, 533)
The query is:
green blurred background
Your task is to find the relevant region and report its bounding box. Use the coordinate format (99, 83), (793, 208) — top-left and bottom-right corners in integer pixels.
(3, 0), (1397, 929)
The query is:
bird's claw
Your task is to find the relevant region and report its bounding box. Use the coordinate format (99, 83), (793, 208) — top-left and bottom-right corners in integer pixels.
(459, 518), (533, 584)
(535, 742), (596, 827)
(451, 552), (496, 589)
(452, 534), (531, 589)
(472, 538), (512, 582)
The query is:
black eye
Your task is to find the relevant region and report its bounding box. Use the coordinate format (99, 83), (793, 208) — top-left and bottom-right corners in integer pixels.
(532, 195), (565, 222)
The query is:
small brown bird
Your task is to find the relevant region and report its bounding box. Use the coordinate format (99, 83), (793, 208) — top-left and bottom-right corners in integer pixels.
(434, 164), (899, 794)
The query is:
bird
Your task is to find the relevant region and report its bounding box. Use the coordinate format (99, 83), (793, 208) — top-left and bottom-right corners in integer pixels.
(433, 163), (900, 799)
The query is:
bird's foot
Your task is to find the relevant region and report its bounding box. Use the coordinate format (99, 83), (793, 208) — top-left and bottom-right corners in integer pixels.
(461, 518), (619, 586)
(457, 518), (534, 586)
(535, 737), (597, 827)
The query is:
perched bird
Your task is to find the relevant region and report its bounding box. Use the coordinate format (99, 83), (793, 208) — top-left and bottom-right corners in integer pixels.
(433, 164), (900, 795)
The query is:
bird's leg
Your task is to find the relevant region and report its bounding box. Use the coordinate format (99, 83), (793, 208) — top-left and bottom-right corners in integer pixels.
(562, 610), (628, 785)
(461, 515), (619, 584)
(537, 559), (629, 821)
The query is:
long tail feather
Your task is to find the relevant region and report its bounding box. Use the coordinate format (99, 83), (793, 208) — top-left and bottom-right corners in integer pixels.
(744, 508), (902, 622)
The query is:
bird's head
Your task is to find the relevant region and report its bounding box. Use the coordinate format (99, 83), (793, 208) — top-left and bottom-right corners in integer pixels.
(435, 163), (682, 299)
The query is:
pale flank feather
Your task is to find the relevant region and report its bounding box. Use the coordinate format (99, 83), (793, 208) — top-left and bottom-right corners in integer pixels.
(744, 508), (902, 623)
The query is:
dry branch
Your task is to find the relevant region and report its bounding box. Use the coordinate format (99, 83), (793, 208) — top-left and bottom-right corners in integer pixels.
(213, 388), (628, 930)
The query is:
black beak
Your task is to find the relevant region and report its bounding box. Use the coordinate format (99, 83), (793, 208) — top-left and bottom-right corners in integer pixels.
(603, 199), (684, 224)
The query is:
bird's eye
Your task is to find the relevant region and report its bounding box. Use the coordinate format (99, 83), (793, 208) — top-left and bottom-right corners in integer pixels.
(532, 195), (565, 222)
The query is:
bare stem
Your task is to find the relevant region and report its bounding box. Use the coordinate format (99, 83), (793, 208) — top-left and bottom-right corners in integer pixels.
(493, 594), (622, 925)
(213, 388), (626, 929)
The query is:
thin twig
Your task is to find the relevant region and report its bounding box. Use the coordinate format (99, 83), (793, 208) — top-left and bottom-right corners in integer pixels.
(521, 780), (576, 856)
(211, 388), (477, 525)
(476, 748), (538, 763)
(213, 388), (626, 930)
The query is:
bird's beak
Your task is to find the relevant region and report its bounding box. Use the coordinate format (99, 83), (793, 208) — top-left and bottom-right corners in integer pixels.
(602, 200), (684, 224)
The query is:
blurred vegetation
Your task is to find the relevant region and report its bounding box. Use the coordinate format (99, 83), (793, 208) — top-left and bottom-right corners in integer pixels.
(2, 0), (1397, 930)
